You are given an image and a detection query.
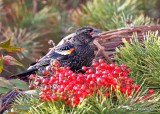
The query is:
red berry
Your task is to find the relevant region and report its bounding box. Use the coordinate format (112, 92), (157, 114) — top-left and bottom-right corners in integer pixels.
(121, 64), (126, 67)
(42, 70), (49, 76)
(42, 78), (49, 84)
(65, 101), (69, 105)
(70, 97), (80, 105)
(43, 85), (50, 92)
(71, 73), (77, 77)
(109, 64), (115, 68)
(39, 92), (45, 98)
(51, 95), (58, 100)
(127, 68), (130, 73)
(35, 78), (41, 83)
(29, 74), (35, 79)
(90, 81), (94, 85)
(143, 95), (149, 100)
(92, 61), (99, 67)
(132, 84), (140, 91)
(88, 69), (94, 74)
(99, 59), (104, 64)
(85, 89), (91, 95)
(122, 72), (128, 77)
(81, 85), (86, 91)
(103, 92), (110, 97)
(51, 60), (60, 67)
(54, 87), (58, 92)
(114, 66), (121, 72)
(100, 63), (107, 68)
(126, 90), (131, 96)
(29, 84), (34, 90)
(49, 76), (56, 84)
(91, 74), (97, 78)
(127, 78), (133, 83)
(46, 91), (52, 95)
(148, 89), (154, 94)
(136, 96), (143, 102)
(66, 66), (70, 70)
(95, 66), (101, 70)
(82, 66), (87, 71)
(36, 58), (141, 106)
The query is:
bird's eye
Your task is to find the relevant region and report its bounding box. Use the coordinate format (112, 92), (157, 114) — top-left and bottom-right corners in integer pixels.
(84, 31), (88, 34)
(85, 29), (92, 34)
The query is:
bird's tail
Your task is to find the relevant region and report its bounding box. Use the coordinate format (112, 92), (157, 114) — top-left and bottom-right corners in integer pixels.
(9, 68), (37, 79)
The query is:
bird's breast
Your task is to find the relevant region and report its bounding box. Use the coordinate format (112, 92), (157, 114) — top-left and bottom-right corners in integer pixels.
(60, 45), (95, 71)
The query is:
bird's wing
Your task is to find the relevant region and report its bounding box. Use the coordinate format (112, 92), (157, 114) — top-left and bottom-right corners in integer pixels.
(29, 42), (75, 69)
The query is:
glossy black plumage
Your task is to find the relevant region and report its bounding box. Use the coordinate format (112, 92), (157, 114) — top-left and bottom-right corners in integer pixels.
(13, 26), (100, 78)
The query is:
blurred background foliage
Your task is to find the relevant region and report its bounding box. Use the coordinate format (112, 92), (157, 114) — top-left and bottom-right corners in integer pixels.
(0, 0), (160, 76)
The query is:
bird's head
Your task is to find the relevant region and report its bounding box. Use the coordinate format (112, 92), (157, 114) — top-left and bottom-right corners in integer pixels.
(70, 26), (100, 45)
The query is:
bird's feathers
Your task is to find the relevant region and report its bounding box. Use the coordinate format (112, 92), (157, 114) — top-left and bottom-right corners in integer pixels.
(12, 26), (99, 78)
(28, 42), (75, 70)
(10, 68), (37, 79)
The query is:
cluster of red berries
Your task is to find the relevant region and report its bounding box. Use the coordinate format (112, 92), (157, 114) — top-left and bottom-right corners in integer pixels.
(28, 59), (154, 106)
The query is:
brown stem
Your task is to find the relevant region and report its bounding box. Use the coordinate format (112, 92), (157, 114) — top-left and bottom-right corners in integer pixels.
(93, 40), (113, 64)
(33, 0), (38, 15)
(0, 49), (2, 57)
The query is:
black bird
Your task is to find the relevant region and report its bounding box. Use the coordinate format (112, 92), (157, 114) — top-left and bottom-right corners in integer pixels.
(12, 26), (100, 78)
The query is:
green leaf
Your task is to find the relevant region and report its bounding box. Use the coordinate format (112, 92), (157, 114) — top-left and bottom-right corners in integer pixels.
(0, 77), (13, 88)
(3, 45), (24, 52)
(24, 90), (39, 95)
(0, 77), (14, 94)
(0, 57), (3, 73)
(3, 55), (24, 67)
(0, 38), (24, 52)
(15, 104), (31, 111)
(10, 79), (28, 90)
(0, 87), (12, 94)
(0, 38), (10, 48)
(0, 78), (28, 94)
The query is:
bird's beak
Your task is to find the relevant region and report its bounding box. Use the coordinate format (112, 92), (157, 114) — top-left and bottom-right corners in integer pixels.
(90, 28), (101, 38)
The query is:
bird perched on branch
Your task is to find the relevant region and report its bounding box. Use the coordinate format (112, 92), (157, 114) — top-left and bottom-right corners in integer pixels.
(11, 26), (100, 78)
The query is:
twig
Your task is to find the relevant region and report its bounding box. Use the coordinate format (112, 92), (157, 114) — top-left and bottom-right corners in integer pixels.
(93, 40), (113, 63)
(94, 25), (160, 60)
(33, 0), (37, 15)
